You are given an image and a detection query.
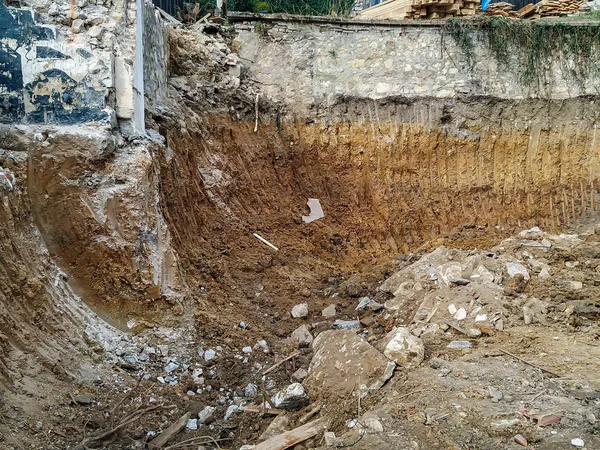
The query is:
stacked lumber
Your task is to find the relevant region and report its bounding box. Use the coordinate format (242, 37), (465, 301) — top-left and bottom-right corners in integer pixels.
(513, 0), (582, 18)
(357, 0), (480, 19)
(484, 1), (513, 16)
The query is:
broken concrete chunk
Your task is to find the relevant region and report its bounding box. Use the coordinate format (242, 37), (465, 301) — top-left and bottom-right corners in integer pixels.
(291, 325), (313, 347)
(292, 368), (308, 382)
(322, 304), (337, 318)
(197, 406), (215, 424)
(271, 383), (309, 411)
(506, 262), (530, 281)
(291, 303), (309, 318)
(382, 327), (424, 368)
(74, 394), (94, 405)
(304, 330), (395, 399)
(332, 319), (360, 330)
(355, 296), (372, 311)
(302, 198), (325, 223)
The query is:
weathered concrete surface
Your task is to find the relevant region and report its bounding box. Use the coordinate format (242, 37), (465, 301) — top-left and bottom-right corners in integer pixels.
(234, 19), (600, 114)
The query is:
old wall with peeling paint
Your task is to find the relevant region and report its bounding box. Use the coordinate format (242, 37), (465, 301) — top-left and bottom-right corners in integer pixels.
(0, 5), (111, 124)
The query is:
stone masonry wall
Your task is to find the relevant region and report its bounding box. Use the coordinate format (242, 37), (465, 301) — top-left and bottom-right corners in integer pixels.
(234, 19), (600, 113)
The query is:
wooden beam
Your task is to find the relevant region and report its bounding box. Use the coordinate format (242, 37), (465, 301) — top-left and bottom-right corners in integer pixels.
(252, 417), (328, 450)
(148, 412), (191, 449)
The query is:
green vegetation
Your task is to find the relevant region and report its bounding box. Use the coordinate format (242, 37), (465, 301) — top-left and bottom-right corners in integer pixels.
(444, 17), (600, 84)
(184, 0), (355, 17)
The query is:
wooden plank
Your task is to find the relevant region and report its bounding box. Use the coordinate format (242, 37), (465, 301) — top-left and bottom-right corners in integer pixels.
(516, 3), (536, 17)
(253, 417), (328, 450)
(148, 412), (191, 449)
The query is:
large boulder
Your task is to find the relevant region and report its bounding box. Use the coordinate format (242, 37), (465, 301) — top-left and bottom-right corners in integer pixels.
(303, 330), (395, 400)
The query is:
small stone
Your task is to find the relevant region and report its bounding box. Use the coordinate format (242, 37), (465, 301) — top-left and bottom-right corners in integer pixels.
(224, 404), (242, 420)
(88, 25), (104, 39)
(187, 390), (196, 396)
(74, 394), (94, 405)
(291, 303), (309, 318)
(291, 368), (308, 382)
(447, 340), (472, 349)
(300, 287), (311, 297)
(332, 319), (360, 330)
(382, 327), (425, 368)
(494, 319), (504, 331)
(242, 346), (252, 354)
(571, 438), (585, 447)
(488, 387), (503, 402)
(256, 339), (269, 353)
(322, 304), (337, 318)
(467, 328), (482, 338)
(192, 368), (203, 379)
(507, 262), (530, 281)
(244, 383), (258, 397)
(360, 316), (375, 327)
(369, 301), (384, 312)
(290, 324), (313, 347)
(363, 417), (384, 432)
(186, 418), (198, 430)
(475, 314), (487, 323)
(239, 321), (248, 329)
(204, 349), (216, 361)
(271, 383), (309, 411)
(514, 434), (527, 446)
(541, 239), (552, 248)
(324, 431), (338, 446)
(490, 418), (520, 430)
(239, 446), (255, 450)
(197, 406), (216, 424)
(454, 308), (467, 321)
(448, 304), (458, 314)
(356, 297), (372, 311)
(123, 354), (138, 365)
(165, 362), (179, 373)
(71, 19), (84, 33)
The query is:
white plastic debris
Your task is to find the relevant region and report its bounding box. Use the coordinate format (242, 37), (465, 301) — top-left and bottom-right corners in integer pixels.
(242, 346), (252, 354)
(448, 304), (458, 315)
(475, 314), (487, 323)
(302, 198), (325, 223)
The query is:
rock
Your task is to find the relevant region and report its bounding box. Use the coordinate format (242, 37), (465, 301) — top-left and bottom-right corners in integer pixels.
(186, 418), (198, 430)
(539, 267), (550, 278)
(255, 339), (269, 353)
(514, 434), (527, 446)
(74, 394), (94, 405)
(447, 340), (472, 349)
(300, 287), (311, 297)
(506, 262), (530, 281)
(239, 321), (248, 329)
(88, 25), (104, 39)
(488, 387), (503, 402)
(363, 417), (384, 432)
(259, 414), (290, 441)
(360, 316), (375, 327)
(224, 404), (242, 420)
(369, 301), (384, 312)
(165, 362), (179, 373)
(490, 418), (520, 430)
(291, 368), (308, 382)
(197, 406), (215, 424)
(270, 383), (309, 411)
(204, 349), (216, 361)
(437, 263), (469, 286)
(571, 438), (585, 447)
(355, 296), (372, 311)
(467, 328), (482, 338)
(324, 431), (338, 446)
(382, 327), (424, 368)
(242, 346), (252, 354)
(454, 308), (467, 321)
(332, 319), (360, 330)
(244, 383), (258, 397)
(71, 19), (84, 33)
(475, 314), (487, 323)
(239, 446), (255, 450)
(291, 303), (309, 318)
(304, 330), (395, 399)
(290, 324), (313, 347)
(322, 304), (337, 318)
